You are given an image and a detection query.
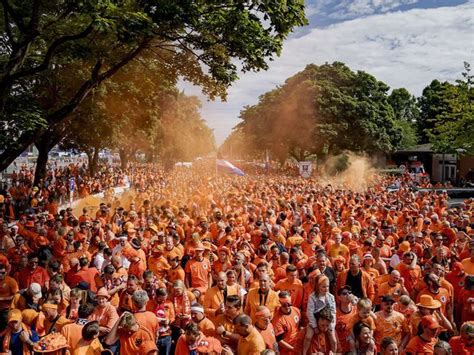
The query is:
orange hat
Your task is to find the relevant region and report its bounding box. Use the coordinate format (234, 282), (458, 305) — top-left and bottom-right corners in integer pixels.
(7, 309), (22, 323)
(194, 243), (205, 251)
(416, 295), (441, 309)
(96, 287), (110, 299)
(25, 220), (35, 228)
(399, 241), (410, 252)
(421, 315), (440, 329)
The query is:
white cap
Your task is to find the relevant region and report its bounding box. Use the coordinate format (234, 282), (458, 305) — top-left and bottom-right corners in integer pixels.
(29, 283), (42, 298)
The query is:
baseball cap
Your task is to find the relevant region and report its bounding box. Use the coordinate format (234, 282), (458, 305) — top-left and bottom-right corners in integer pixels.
(8, 309), (22, 323)
(421, 315), (440, 329)
(29, 283), (42, 299)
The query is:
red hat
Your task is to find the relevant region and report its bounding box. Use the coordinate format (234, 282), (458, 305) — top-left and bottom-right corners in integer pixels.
(421, 315), (440, 329)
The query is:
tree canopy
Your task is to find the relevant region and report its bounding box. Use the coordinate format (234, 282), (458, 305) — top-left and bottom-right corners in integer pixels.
(0, 0), (307, 171)
(224, 62), (405, 162)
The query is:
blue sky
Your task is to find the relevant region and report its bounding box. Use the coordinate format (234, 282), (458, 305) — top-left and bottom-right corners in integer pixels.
(180, 0), (474, 145)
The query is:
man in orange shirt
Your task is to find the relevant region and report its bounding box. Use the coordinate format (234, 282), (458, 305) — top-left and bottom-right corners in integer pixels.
(272, 292), (301, 355)
(0, 263), (18, 330)
(131, 290), (159, 342)
(203, 272), (228, 323)
(175, 322), (222, 355)
(396, 251), (421, 294)
(104, 312), (154, 354)
(376, 270), (409, 306)
(416, 273), (453, 323)
(190, 302), (216, 337)
(60, 303), (95, 350)
(405, 315), (439, 354)
(449, 321), (474, 354)
(185, 243), (211, 300)
(373, 295), (410, 349)
(245, 274), (280, 322)
(274, 264), (303, 309)
(254, 306), (278, 352)
(18, 253), (50, 290)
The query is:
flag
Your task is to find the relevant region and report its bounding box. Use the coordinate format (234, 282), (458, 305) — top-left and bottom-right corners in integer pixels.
(216, 159), (245, 176)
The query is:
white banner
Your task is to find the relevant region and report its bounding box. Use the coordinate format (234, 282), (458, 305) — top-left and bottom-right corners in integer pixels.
(299, 161), (312, 178)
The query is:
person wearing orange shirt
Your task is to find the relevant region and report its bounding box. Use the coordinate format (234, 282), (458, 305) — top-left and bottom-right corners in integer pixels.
(449, 321), (474, 355)
(104, 312), (154, 355)
(174, 322), (222, 355)
(234, 313), (266, 355)
(395, 251), (421, 294)
(461, 242), (474, 275)
(376, 270), (409, 306)
(90, 287), (119, 337)
(203, 272), (228, 323)
(131, 290), (158, 342)
(245, 274), (280, 322)
(185, 243), (212, 299)
(272, 292), (301, 355)
(147, 246), (170, 280)
(374, 295), (410, 349)
(416, 273), (453, 324)
(60, 303), (95, 350)
(118, 275), (139, 314)
(0, 263), (18, 330)
(274, 264), (303, 309)
(405, 315), (440, 354)
(254, 306), (279, 352)
(328, 233), (350, 264)
(190, 302), (216, 337)
(335, 286), (358, 353)
(18, 253), (50, 290)
(336, 255), (375, 302)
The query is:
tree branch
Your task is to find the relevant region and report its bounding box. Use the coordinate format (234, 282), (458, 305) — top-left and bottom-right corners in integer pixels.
(1, 0), (27, 33)
(5, 23), (95, 84)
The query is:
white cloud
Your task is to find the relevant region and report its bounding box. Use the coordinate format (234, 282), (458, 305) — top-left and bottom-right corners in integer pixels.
(181, 2), (474, 144)
(333, 0), (421, 18)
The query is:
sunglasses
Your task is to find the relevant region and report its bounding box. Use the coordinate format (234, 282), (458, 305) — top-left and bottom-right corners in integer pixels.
(281, 303), (292, 307)
(341, 291), (352, 296)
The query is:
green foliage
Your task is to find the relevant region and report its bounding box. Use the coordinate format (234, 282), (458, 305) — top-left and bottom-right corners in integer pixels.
(0, 0), (307, 170)
(233, 62), (402, 161)
(426, 62), (474, 154)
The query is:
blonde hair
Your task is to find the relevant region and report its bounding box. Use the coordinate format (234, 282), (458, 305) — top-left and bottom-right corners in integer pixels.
(357, 298), (372, 310)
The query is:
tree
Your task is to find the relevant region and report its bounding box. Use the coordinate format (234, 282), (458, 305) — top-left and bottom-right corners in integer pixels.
(0, 1), (307, 171)
(388, 88), (419, 148)
(427, 62), (474, 154)
(234, 62), (401, 162)
(417, 80), (454, 143)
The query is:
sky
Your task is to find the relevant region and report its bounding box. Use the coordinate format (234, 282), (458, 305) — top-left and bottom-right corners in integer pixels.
(179, 0), (474, 145)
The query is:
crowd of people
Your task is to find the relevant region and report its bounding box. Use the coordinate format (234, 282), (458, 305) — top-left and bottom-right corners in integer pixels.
(0, 163), (128, 222)
(0, 164), (473, 354)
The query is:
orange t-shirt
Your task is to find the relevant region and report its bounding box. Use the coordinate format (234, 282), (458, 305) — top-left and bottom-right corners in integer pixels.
(272, 307), (301, 354)
(336, 306), (357, 353)
(405, 335), (436, 354)
(257, 323), (278, 351)
(184, 258), (211, 292)
(134, 311), (158, 341)
(0, 276), (19, 310)
(118, 326), (154, 355)
(373, 311), (408, 347)
(449, 335), (474, 354)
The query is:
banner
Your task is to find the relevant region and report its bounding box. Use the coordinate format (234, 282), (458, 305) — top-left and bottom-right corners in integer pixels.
(299, 161), (312, 178)
(216, 159), (245, 176)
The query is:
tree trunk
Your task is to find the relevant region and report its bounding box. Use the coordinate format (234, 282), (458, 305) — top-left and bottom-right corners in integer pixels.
(119, 149), (129, 170)
(33, 142), (50, 187)
(90, 147), (99, 176)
